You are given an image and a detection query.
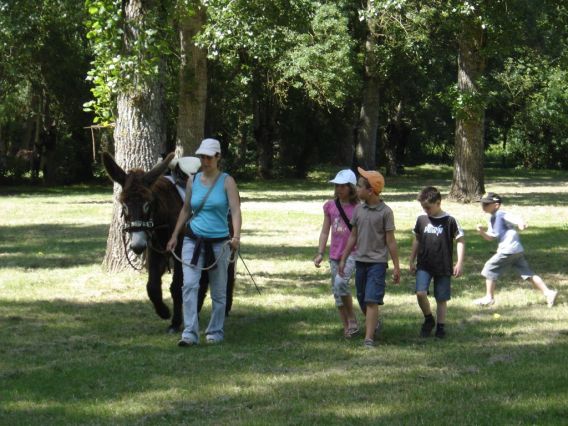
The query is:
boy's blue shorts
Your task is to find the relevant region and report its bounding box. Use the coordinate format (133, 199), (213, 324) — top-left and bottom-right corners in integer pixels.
(355, 261), (387, 309)
(415, 269), (451, 301)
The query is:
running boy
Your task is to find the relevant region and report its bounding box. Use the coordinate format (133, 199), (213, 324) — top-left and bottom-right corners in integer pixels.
(474, 192), (558, 307)
(409, 187), (465, 338)
(314, 169), (360, 338)
(339, 167), (400, 347)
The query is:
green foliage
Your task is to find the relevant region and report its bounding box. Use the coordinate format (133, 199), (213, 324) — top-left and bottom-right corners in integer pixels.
(83, 0), (173, 126)
(504, 63), (568, 168)
(200, 0), (358, 108)
(276, 3), (359, 108)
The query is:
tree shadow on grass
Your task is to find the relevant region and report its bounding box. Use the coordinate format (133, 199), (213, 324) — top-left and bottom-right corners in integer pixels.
(2, 296), (566, 425)
(0, 224), (108, 269)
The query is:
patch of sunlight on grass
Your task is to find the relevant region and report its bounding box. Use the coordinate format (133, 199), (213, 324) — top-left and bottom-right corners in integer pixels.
(1, 267), (147, 302)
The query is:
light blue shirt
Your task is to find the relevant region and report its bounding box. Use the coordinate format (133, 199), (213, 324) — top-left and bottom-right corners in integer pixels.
(188, 172), (229, 238)
(487, 210), (524, 254)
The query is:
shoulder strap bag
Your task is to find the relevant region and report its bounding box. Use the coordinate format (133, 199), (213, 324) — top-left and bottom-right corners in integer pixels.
(334, 199), (353, 231)
(191, 172), (223, 220)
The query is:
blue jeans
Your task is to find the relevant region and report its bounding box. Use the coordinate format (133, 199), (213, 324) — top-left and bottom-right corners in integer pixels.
(181, 237), (230, 343)
(355, 262), (387, 311)
(415, 269), (451, 301)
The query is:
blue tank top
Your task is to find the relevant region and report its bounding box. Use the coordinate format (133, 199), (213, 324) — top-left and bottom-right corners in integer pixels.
(188, 172), (229, 238)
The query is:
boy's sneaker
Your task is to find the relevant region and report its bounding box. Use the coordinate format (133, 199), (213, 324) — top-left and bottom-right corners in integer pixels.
(420, 316), (436, 337)
(473, 296), (495, 307)
(545, 290), (558, 308)
(435, 327), (446, 339)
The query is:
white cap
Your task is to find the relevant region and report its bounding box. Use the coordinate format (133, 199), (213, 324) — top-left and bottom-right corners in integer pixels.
(195, 138), (221, 156)
(329, 169), (357, 185)
(169, 156), (201, 176)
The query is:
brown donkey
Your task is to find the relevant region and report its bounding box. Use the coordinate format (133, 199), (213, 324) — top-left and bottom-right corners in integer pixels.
(102, 152), (236, 332)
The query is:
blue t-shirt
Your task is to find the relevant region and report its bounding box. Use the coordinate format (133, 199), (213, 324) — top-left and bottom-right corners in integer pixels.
(188, 172), (229, 238)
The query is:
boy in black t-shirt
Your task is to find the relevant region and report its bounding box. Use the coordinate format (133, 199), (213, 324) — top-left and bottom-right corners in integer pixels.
(409, 187), (465, 338)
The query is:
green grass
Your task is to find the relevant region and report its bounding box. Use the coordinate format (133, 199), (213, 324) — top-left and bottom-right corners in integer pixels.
(1, 167), (568, 425)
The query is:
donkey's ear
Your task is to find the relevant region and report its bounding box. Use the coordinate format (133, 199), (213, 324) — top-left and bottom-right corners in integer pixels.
(102, 152), (126, 187)
(143, 152), (175, 186)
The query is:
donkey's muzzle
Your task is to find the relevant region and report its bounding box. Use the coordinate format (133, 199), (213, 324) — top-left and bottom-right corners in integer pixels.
(129, 231), (148, 254)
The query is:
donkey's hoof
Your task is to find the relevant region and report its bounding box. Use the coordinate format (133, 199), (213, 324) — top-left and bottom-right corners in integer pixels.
(155, 304), (171, 319)
(166, 325), (180, 334)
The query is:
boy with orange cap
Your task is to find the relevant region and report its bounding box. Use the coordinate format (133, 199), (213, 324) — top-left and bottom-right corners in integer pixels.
(339, 167), (400, 347)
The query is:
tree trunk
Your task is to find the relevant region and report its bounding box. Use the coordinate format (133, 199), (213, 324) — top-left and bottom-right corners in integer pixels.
(252, 72), (276, 179)
(103, 0), (167, 273)
(355, 9), (380, 171)
(337, 105), (355, 167)
(0, 125), (7, 174)
(449, 21), (486, 202)
(384, 100), (404, 176)
(175, 1), (207, 157)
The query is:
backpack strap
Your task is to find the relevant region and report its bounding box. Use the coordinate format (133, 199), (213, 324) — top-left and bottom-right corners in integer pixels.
(334, 199), (353, 231)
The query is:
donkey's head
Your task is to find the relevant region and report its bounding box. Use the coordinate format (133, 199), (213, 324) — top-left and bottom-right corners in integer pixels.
(103, 152), (174, 254)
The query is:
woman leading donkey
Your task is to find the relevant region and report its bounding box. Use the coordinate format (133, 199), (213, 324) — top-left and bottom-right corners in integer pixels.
(167, 138), (241, 346)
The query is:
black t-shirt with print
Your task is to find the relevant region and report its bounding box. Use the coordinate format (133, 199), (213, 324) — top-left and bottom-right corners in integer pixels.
(413, 213), (463, 276)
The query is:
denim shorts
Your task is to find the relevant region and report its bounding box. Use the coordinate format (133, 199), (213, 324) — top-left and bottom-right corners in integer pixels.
(415, 269), (451, 301)
(329, 255), (356, 307)
(355, 261), (387, 309)
(481, 252), (534, 280)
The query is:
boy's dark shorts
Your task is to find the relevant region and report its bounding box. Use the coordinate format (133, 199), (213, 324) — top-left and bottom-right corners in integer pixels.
(415, 269), (451, 301)
(355, 261), (387, 310)
(481, 252), (534, 280)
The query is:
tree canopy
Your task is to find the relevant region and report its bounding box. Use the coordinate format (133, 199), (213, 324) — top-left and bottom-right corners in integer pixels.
(1, 0), (567, 186)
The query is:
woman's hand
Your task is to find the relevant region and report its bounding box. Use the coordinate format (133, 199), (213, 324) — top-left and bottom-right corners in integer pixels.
(230, 236), (240, 251)
(166, 236), (177, 252)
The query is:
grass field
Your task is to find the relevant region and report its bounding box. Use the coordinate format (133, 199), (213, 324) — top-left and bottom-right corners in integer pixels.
(1, 166), (567, 425)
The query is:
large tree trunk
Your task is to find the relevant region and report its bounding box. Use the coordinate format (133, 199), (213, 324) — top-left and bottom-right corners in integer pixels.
(449, 21), (486, 202)
(103, 0), (167, 273)
(175, 1), (207, 156)
(355, 6), (380, 170)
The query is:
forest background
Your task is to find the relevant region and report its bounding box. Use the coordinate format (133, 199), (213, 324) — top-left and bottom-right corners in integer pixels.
(1, 0), (567, 191)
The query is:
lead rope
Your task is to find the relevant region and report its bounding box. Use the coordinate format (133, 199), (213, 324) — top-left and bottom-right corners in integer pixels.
(168, 240), (237, 271)
(167, 242), (262, 295)
(121, 228), (146, 271)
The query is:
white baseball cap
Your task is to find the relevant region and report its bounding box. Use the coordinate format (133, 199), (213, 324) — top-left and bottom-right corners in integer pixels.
(169, 156), (201, 176)
(195, 138), (221, 156)
(329, 169), (357, 185)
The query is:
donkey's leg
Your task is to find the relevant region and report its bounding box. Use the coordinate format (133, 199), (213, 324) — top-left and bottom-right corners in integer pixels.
(197, 270), (209, 314)
(147, 251), (171, 319)
(225, 260), (236, 316)
(169, 244), (183, 332)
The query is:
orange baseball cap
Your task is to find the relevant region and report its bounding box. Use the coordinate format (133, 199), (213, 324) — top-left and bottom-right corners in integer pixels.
(357, 167), (385, 195)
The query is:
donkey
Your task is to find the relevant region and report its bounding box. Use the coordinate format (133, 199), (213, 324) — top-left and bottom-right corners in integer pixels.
(102, 152), (236, 332)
